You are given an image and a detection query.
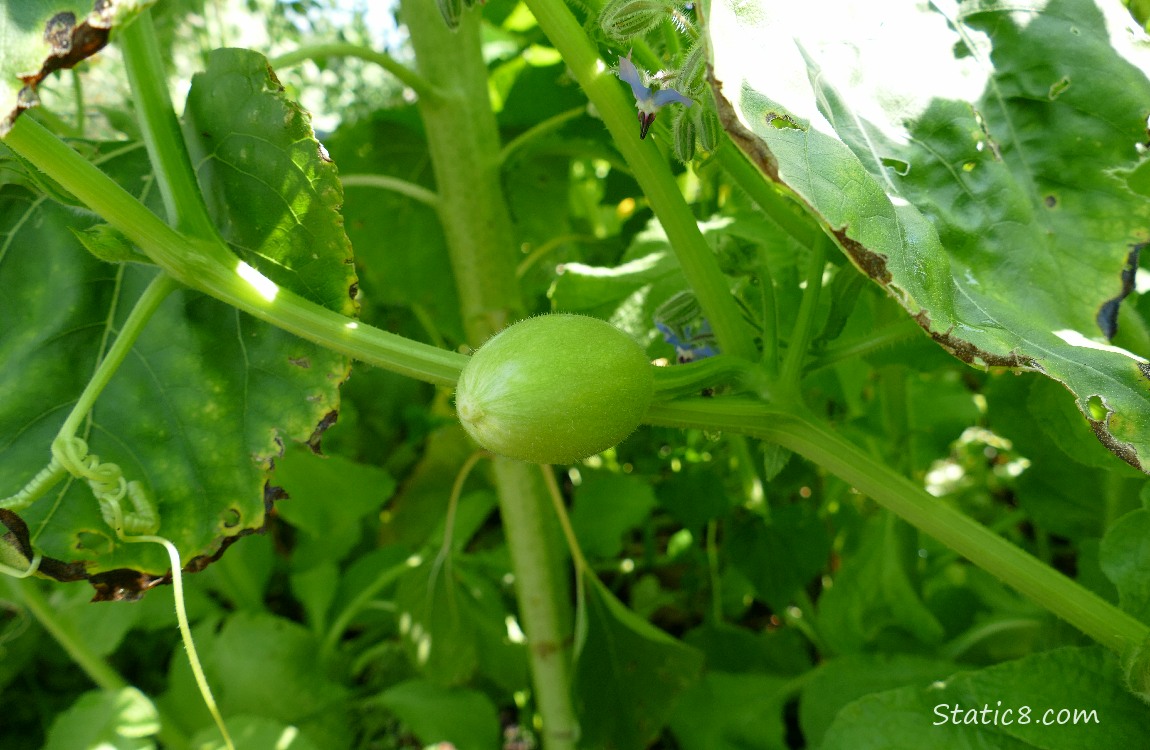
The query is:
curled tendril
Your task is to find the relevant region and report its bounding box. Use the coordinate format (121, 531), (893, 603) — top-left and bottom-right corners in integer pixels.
(0, 459), (68, 512)
(0, 550), (42, 579)
(52, 436), (160, 536)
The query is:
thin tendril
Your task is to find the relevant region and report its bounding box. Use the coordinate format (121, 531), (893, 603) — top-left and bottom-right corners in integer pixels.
(109, 500), (235, 750)
(0, 552), (42, 579)
(428, 450), (489, 617)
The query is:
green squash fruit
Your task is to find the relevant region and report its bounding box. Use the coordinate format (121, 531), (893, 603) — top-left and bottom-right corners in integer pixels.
(455, 314), (654, 464)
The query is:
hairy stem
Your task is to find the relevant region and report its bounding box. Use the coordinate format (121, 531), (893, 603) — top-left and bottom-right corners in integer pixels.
(4, 117), (466, 386)
(525, 0), (758, 360)
(400, 3), (579, 746)
(496, 461), (580, 748)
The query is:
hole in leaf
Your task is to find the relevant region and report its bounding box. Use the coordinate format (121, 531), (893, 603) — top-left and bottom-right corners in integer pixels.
(1087, 395), (1107, 421)
(76, 531), (114, 555)
(766, 112), (803, 130)
(881, 157), (910, 176)
(1044, 195), (1057, 208)
(220, 507), (242, 529)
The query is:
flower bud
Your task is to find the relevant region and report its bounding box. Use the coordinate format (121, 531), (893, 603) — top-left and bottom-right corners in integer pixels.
(599, 0), (671, 43)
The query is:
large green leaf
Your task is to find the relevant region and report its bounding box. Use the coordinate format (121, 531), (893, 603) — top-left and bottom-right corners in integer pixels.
(821, 646), (1148, 748)
(1100, 508), (1150, 624)
(708, 0), (1150, 471)
(160, 612), (353, 747)
(0, 50), (354, 585)
(572, 572), (704, 748)
(183, 49), (358, 317)
(816, 516), (945, 654)
(376, 680), (501, 750)
(0, 2), (153, 136)
(799, 654), (963, 748)
(43, 687), (159, 750)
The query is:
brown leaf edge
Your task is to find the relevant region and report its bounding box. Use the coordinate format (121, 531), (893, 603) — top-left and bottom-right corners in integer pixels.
(1, 2), (117, 138)
(0, 403), (343, 600)
(707, 67), (1146, 473)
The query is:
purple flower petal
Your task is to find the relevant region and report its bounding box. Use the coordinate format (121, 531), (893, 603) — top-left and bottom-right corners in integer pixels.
(617, 55), (650, 103)
(652, 88), (694, 108)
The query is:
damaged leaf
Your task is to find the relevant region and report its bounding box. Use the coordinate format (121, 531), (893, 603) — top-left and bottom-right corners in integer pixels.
(0, 1), (155, 136)
(0, 49), (355, 584)
(707, 0), (1150, 470)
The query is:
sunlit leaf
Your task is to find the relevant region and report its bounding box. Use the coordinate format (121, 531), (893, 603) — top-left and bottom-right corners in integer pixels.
(708, 0), (1150, 471)
(0, 50), (354, 582)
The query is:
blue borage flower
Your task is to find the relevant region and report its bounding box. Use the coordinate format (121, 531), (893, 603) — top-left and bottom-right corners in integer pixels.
(617, 54), (694, 139)
(656, 320), (718, 363)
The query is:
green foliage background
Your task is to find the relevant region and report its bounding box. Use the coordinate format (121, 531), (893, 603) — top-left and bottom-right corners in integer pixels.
(1, 0), (1149, 748)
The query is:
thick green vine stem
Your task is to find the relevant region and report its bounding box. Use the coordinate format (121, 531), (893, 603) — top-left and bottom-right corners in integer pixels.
(651, 354), (763, 400)
(524, 0), (758, 361)
(3, 117), (466, 387)
(647, 398), (1150, 658)
(399, 2), (578, 747)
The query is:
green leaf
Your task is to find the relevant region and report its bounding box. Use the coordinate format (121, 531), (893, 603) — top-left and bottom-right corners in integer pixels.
(572, 572), (704, 748)
(570, 472), (657, 559)
(394, 556), (519, 687)
(191, 715), (321, 750)
(183, 48), (358, 317)
(654, 464), (735, 527)
(43, 687), (159, 750)
(709, 0), (1150, 472)
(816, 516), (945, 654)
(46, 583), (143, 657)
(0, 2), (153, 136)
(162, 612), (353, 747)
(668, 671), (790, 750)
(799, 654), (962, 748)
(1027, 376), (1143, 474)
(0, 50), (354, 580)
(377, 679), (501, 750)
(726, 503), (831, 611)
(821, 647), (1148, 748)
(985, 375), (1110, 540)
(1100, 509), (1150, 624)
(683, 621), (813, 676)
(273, 445), (396, 569)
